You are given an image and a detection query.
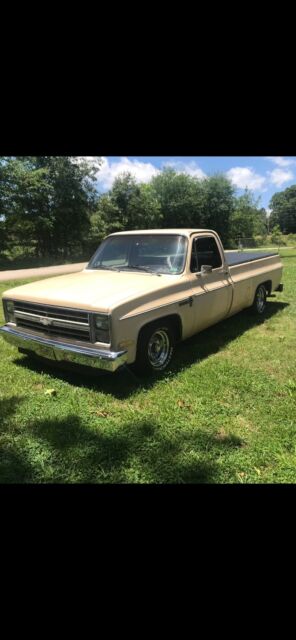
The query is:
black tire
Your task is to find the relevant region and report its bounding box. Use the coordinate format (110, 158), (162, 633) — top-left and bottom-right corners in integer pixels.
(251, 284), (267, 315)
(133, 322), (176, 376)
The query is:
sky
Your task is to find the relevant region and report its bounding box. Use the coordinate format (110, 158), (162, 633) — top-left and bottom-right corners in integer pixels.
(93, 156), (296, 213)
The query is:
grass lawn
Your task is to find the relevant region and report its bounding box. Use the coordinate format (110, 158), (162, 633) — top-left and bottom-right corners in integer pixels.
(0, 251), (295, 484)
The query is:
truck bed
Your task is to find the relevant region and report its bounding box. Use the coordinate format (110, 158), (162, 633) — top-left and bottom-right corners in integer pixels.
(225, 250), (278, 267)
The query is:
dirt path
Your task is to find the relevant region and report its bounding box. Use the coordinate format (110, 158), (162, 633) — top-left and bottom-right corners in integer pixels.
(0, 262), (88, 282)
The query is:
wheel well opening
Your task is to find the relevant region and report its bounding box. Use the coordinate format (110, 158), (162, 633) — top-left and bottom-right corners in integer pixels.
(138, 314), (183, 346)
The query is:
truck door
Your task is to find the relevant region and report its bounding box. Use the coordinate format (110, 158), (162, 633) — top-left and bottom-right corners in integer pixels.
(189, 235), (233, 333)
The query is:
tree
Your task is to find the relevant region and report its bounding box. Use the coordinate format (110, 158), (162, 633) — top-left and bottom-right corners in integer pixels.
(124, 181), (161, 230)
(0, 159), (8, 253)
(150, 168), (205, 228)
(88, 195), (121, 248)
(202, 174), (235, 245)
(258, 208), (268, 235)
(0, 157), (54, 255)
(229, 189), (266, 242)
(33, 156), (101, 256)
(270, 224), (287, 246)
(269, 185), (296, 233)
(105, 173), (161, 231)
(104, 170), (236, 246)
(0, 217), (6, 254)
(0, 156), (101, 257)
(1, 157), (277, 261)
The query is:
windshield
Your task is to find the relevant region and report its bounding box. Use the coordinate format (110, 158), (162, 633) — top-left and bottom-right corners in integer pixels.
(87, 234), (188, 275)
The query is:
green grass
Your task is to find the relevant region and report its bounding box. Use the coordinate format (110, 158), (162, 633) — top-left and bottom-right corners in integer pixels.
(0, 251), (295, 484)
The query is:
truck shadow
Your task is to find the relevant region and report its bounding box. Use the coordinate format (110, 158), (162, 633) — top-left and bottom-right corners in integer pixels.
(14, 300), (289, 400)
(0, 406), (244, 483)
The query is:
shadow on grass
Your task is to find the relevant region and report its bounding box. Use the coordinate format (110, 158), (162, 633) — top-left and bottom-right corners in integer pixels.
(0, 395), (33, 481)
(0, 395), (24, 426)
(13, 300), (289, 400)
(0, 446), (35, 482)
(0, 411), (246, 483)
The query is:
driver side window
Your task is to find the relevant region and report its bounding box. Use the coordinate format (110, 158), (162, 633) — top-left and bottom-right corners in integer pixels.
(190, 236), (222, 272)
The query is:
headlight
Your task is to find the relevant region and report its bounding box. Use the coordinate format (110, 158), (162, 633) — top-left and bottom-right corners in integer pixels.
(93, 314), (111, 343)
(3, 300), (15, 323)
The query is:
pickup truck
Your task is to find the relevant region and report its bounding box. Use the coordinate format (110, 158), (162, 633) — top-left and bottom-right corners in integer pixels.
(0, 229), (284, 375)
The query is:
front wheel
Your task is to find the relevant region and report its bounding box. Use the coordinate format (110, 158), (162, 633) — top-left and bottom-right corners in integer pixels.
(251, 284), (267, 315)
(133, 323), (176, 376)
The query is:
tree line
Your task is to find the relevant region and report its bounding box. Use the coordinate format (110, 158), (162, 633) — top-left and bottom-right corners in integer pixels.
(269, 185), (296, 234)
(0, 156), (100, 258)
(1, 156), (295, 260)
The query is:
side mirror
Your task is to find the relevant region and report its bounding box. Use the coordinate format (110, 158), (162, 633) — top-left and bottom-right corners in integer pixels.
(201, 264), (213, 275)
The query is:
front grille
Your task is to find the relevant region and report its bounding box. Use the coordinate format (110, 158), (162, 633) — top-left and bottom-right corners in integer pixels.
(14, 301), (91, 342)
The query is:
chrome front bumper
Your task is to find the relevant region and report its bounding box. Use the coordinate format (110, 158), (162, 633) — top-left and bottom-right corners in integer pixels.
(0, 325), (128, 372)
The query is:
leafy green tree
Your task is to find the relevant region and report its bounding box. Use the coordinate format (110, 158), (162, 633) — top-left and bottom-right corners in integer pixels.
(270, 224), (287, 246)
(150, 168), (205, 228)
(150, 170), (235, 244)
(0, 157), (54, 255)
(0, 217), (6, 254)
(88, 195), (120, 248)
(258, 208), (268, 235)
(269, 185), (296, 233)
(0, 159), (8, 253)
(107, 173), (161, 231)
(125, 181), (161, 230)
(202, 174), (235, 245)
(0, 156), (101, 257)
(34, 156), (101, 256)
(229, 189), (266, 242)
(269, 208), (279, 231)
(1, 157), (280, 261)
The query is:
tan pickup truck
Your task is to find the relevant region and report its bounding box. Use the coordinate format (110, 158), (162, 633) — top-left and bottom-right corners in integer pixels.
(0, 229), (283, 375)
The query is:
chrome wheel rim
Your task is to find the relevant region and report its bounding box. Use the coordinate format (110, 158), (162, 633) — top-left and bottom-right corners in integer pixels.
(147, 330), (170, 368)
(256, 287), (266, 313)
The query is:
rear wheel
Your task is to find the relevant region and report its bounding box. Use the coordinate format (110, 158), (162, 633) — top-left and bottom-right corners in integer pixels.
(251, 284), (267, 315)
(133, 322), (176, 376)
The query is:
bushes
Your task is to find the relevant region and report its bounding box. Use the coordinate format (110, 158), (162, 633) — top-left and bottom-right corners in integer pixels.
(287, 233), (296, 245)
(270, 226), (288, 246)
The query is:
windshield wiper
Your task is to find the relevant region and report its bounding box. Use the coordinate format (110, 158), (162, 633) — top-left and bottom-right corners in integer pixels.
(92, 265), (121, 272)
(90, 264), (162, 275)
(121, 264), (161, 275)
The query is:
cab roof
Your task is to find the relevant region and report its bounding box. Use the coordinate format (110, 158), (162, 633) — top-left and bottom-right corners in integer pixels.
(109, 229), (216, 237)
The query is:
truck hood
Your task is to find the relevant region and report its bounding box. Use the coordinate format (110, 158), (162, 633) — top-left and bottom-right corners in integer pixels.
(3, 268), (180, 312)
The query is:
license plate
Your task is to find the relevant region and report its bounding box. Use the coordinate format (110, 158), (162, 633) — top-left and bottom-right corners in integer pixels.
(35, 344), (56, 360)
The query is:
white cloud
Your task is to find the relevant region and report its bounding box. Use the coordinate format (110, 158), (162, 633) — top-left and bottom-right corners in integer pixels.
(95, 157), (160, 190)
(72, 156), (99, 163)
(266, 207), (272, 217)
(74, 157), (295, 193)
(268, 168), (294, 187)
(162, 160), (207, 180)
(71, 156), (101, 168)
(265, 156), (296, 167)
(226, 167), (266, 191)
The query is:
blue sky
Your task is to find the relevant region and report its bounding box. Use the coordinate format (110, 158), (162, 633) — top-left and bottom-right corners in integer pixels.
(94, 156), (296, 212)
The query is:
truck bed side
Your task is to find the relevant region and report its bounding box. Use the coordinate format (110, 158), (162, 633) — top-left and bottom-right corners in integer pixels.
(225, 252), (283, 315)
